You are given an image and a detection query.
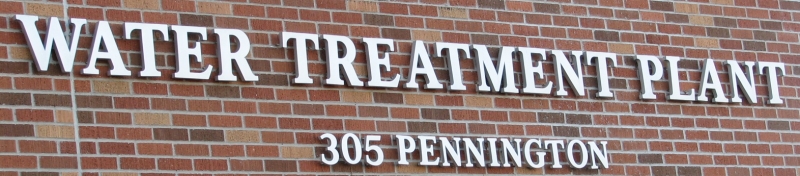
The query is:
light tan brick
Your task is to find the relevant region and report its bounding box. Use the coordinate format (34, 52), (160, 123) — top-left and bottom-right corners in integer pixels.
(62, 173), (78, 176)
(281, 146), (314, 159)
(412, 30), (442, 42)
(674, 3), (699, 14)
(515, 167), (544, 174)
(342, 91), (372, 103)
(696, 38), (720, 48)
(37, 125), (74, 139)
(134, 113), (171, 125)
(93, 80), (130, 94)
(465, 96), (493, 108)
(226, 130), (260, 142)
(439, 7), (467, 19)
(609, 43), (635, 54)
(101, 173), (137, 176)
(55, 110), (73, 123)
(689, 15), (713, 26)
(348, 0), (378, 12)
(710, 0), (734, 5)
(124, 0), (160, 10)
(353, 64), (367, 76)
(405, 94), (433, 105)
(26, 3), (64, 17)
(9, 47), (31, 60)
(198, 1), (231, 15)
(397, 164), (426, 173)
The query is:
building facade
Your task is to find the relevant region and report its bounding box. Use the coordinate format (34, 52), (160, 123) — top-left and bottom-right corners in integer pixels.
(0, 0), (799, 175)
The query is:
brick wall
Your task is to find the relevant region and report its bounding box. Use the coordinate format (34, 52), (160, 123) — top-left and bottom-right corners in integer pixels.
(0, 0), (799, 175)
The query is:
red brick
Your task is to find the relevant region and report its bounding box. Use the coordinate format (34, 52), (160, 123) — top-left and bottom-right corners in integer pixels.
(434, 95), (463, 106)
(259, 102), (292, 114)
(233, 4), (266, 17)
(333, 12), (363, 24)
(187, 100), (222, 112)
(117, 128), (153, 140)
(170, 84), (204, 96)
(194, 159), (228, 171)
(223, 101), (257, 113)
(325, 105), (356, 117)
(276, 89), (308, 101)
(379, 2), (408, 14)
(309, 90), (339, 101)
(18, 140), (56, 153)
(175, 144), (209, 156)
(317, 0), (345, 9)
(0, 2), (23, 13)
(14, 77), (52, 90)
(246, 145), (279, 157)
(15, 109), (53, 122)
(438, 123), (467, 133)
(208, 115), (242, 127)
(267, 7), (298, 19)
(137, 143), (173, 155)
(107, 9), (141, 22)
(231, 159), (264, 171)
(162, 0), (195, 12)
(279, 118), (311, 129)
(251, 19), (284, 31)
(40, 156), (78, 169)
(95, 111), (132, 124)
(345, 119), (376, 131)
(358, 106), (389, 117)
(391, 107), (420, 119)
(88, 0), (121, 7)
(81, 157), (118, 169)
(158, 158), (192, 170)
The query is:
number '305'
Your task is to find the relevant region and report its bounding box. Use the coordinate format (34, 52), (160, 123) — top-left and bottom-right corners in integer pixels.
(319, 133), (384, 165)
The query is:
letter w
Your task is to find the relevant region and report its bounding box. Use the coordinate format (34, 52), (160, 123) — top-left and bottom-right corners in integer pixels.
(15, 15), (86, 72)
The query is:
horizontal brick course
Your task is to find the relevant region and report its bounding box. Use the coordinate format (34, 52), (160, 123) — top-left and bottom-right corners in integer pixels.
(0, 0), (798, 175)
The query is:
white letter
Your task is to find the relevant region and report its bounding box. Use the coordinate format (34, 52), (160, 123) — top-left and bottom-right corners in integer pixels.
(214, 28), (257, 81)
(726, 61), (757, 103)
(566, 140), (588, 168)
(172, 25), (212, 79)
(665, 56), (695, 101)
(544, 140), (564, 168)
(758, 61), (786, 104)
(14, 15), (86, 73)
(405, 41), (443, 89)
(396, 135), (416, 165)
(463, 138), (486, 167)
(83, 21), (131, 76)
(487, 138), (500, 167)
(553, 50), (585, 96)
(364, 135), (384, 166)
(125, 23), (169, 77)
(587, 141), (609, 169)
(523, 139), (546, 168)
(635, 55), (663, 100)
(697, 59), (729, 102)
(439, 137), (461, 166)
(363, 38), (400, 87)
(418, 136), (439, 166)
(435, 42), (470, 91)
(500, 138), (522, 167)
(323, 34), (363, 86)
(281, 32), (318, 84)
(585, 52), (617, 98)
(473, 45), (519, 93)
(519, 47), (552, 94)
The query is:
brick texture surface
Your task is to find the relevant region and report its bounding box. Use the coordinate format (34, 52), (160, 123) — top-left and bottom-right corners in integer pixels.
(0, 0), (799, 175)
